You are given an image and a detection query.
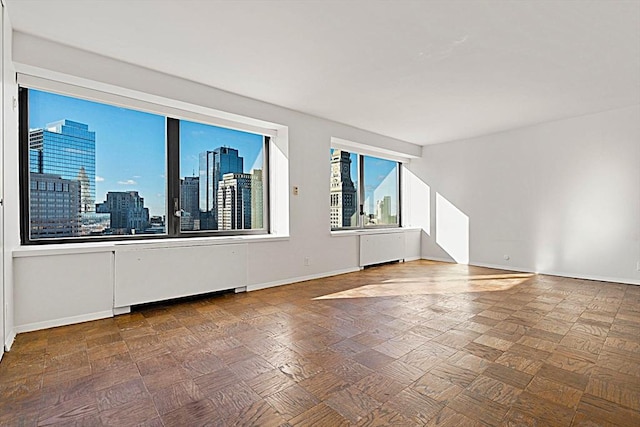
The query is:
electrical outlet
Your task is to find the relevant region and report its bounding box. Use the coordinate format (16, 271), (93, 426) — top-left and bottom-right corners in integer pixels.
(637, 260), (640, 272)
(304, 256), (310, 266)
(293, 186), (299, 196)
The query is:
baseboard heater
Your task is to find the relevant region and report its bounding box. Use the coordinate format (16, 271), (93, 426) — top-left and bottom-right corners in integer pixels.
(359, 233), (406, 267)
(114, 244), (248, 308)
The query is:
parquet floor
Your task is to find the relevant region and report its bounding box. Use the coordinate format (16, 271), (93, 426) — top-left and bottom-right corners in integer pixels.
(1, 260), (639, 426)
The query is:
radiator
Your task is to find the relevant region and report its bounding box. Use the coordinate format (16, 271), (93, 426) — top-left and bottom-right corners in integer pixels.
(359, 233), (406, 267)
(114, 243), (247, 307)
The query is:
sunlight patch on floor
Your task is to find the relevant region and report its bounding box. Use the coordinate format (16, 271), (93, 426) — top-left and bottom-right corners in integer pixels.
(313, 273), (535, 300)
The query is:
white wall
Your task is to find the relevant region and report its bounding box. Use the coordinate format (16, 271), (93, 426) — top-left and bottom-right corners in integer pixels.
(408, 105), (640, 285)
(0, 3), (5, 358)
(14, 252), (114, 333)
(2, 9), (17, 350)
(5, 33), (422, 335)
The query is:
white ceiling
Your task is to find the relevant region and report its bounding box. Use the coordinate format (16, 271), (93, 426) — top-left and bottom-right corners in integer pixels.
(5, 0), (640, 145)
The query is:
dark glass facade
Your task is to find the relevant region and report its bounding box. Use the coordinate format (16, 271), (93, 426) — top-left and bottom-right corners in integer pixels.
(29, 120), (96, 213)
(180, 176), (200, 230)
(28, 120), (96, 238)
(198, 147), (244, 229)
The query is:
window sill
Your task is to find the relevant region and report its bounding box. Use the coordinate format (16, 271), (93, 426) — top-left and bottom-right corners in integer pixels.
(330, 227), (421, 237)
(113, 234), (289, 251)
(13, 234), (290, 258)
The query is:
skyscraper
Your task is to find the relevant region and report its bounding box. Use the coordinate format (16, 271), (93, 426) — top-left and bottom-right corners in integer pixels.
(330, 150), (357, 228)
(250, 169), (264, 229)
(29, 173), (81, 239)
(29, 120), (96, 213)
(199, 147), (244, 229)
(96, 191), (150, 234)
(180, 176), (200, 230)
(376, 195), (395, 224)
(218, 173), (252, 230)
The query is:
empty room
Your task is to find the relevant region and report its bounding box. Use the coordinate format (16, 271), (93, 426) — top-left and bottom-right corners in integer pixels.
(0, 1), (638, 426)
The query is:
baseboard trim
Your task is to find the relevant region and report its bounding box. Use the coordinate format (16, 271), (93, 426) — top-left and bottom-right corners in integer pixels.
(404, 256), (421, 262)
(246, 267), (362, 292)
(113, 306), (131, 316)
(421, 256), (456, 263)
(14, 310), (114, 335)
(470, 262), (535, 274)
(4, 329), (16, 352)
(471, 262), (640, 285)
(423, 258), (639, 286)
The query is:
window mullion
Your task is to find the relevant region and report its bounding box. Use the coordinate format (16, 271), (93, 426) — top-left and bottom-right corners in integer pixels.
(19, 88), (31, 244)
(358, 154), (364, 229)
(263, 136), (270, 232)
(397, 163), (402, 227)
(166, 118), (180, 237)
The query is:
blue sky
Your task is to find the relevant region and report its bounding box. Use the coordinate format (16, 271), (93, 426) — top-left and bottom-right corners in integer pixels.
(29, 90), (263, 217)
(180, 120), (263, 178)
(363, 155), (398, 215)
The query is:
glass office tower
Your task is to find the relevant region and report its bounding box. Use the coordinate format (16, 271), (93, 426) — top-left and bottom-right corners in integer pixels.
(29, 119), (96, 213)
(198, 147), (244, 229)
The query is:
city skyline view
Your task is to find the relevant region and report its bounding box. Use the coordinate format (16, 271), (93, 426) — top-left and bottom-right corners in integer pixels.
(29, 90), (265, 220)
(329, 148), (399, 228)
(29, 89), (167, 217)
(330, 148), (398, 221)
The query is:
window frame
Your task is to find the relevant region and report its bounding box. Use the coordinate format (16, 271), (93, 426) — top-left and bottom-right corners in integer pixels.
(330, 148), (402, 231)
(167, 118), (270, 238)
(19, 86), (271, 245)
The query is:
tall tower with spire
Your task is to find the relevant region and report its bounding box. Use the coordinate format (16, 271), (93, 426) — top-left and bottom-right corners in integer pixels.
(330, 150), (357, 228)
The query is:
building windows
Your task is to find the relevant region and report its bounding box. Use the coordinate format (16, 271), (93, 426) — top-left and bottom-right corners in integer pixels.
(20, 87), (270, 244)
(330, 148), (400, 230)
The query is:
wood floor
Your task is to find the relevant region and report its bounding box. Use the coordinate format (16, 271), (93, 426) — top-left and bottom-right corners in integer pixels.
(1, 260), (639, 426)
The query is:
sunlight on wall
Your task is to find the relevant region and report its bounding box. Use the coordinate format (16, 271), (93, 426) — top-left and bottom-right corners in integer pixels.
(402, 169), (430, 235)
(270, 130), (290, 236)
(436, 193), (469, 264)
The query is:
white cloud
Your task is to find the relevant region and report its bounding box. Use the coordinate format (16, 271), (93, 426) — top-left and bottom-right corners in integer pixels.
(95, 176), (105, 182)
(118, 179), (137, 185)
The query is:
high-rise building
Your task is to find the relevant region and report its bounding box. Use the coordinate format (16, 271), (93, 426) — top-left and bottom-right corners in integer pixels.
(29, 173), (81, 239)
(180, 176), (200, 230)
(199, 147), (244, 229)
(376, 195), (395, 224)
(96, 191), (150, 234)
(330, 150), (357, 228)
(29, 120), (96, 214)
(250, 169), (263, 229)
(217, 173), (252, 230)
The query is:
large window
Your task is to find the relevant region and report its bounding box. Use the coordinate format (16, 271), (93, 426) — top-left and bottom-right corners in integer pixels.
(330, 148), (400, 229)
(19, 87), (270, 243)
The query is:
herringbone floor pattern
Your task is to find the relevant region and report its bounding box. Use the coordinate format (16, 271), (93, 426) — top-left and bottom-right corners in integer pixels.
(1, 260), (639, 426)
